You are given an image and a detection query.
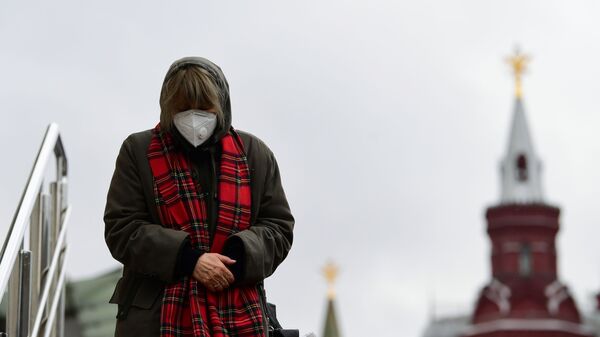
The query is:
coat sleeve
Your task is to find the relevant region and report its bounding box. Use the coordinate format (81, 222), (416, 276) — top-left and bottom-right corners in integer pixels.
(104, 136), (189, 283)
(225, 143), (294, 285)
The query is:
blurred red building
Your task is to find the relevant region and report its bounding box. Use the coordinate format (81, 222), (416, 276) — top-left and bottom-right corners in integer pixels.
(464, 51), (594, 337)
(463, 97), (594, 337)
(423, 51), (598, 337)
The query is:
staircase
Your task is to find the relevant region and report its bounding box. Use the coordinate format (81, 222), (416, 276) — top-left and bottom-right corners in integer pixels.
(0, 123), (70, 337)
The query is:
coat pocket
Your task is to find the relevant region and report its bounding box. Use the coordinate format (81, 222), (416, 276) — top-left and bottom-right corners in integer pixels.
(109, 274), (164, 320)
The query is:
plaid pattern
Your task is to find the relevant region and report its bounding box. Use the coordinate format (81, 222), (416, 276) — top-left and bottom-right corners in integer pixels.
(147, 124), (265, 337)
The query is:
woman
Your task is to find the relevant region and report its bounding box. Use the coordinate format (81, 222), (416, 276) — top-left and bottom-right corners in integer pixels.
(104, 57), (294, 337)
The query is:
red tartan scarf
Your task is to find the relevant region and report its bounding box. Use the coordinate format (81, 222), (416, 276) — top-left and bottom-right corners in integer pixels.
(147, 124), (265, 337)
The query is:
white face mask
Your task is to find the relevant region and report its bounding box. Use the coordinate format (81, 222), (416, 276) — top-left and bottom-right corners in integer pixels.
(173, 109), (218, 147)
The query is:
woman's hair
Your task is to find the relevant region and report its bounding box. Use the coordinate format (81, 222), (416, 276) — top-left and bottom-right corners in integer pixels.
(159, 65), (223, 132)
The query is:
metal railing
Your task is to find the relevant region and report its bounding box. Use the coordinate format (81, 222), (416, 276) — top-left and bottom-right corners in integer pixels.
(0, 123), (70, 337)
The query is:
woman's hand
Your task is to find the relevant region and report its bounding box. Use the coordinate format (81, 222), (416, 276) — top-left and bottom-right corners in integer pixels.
(192, 253), (236, 292)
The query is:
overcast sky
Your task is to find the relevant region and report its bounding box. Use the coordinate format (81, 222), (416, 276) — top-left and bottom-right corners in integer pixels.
(2, 1), (600, 336)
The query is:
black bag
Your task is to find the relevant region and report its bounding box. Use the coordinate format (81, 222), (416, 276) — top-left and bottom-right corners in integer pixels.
(258, 283), (299, 337)
(265, 302), (300, 337)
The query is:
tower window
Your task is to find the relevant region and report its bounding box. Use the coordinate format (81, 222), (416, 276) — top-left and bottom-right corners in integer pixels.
(516, 154), (528, 182)
(519, 243), (532, 277)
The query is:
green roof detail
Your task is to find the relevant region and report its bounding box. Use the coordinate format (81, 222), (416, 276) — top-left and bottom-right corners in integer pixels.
(65, 267), (121, 337)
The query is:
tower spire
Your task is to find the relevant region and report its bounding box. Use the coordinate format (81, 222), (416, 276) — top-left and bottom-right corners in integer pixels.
(500, 47), (544, 204)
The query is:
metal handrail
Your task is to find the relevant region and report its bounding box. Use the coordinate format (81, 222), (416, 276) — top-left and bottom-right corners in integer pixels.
(0, 123), (69, 337)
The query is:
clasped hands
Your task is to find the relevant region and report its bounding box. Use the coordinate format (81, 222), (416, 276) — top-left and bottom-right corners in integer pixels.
(192, 253), (236, 292)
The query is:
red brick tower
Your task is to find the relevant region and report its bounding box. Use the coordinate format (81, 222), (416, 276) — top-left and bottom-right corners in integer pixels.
(463, 50), (595, 337)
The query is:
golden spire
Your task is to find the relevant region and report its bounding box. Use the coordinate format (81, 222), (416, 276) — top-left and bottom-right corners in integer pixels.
(323, 261), (339, 300)
(506, 47), (530, 99)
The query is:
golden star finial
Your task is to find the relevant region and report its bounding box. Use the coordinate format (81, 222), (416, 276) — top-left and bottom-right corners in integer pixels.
(506, 46), (530, 98)
(323, 261), (339, 299)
